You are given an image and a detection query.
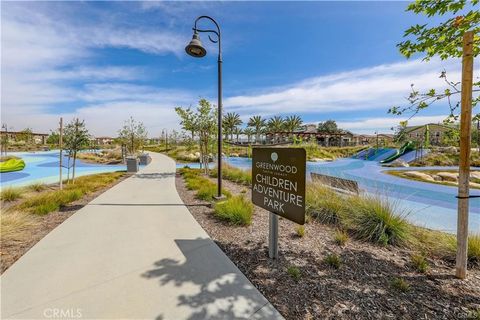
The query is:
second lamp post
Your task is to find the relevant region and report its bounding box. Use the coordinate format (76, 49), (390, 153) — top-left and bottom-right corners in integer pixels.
(185, 15), (224, 199)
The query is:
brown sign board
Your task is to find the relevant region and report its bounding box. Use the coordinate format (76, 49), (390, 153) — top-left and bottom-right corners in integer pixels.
(252, 147), (306, 225)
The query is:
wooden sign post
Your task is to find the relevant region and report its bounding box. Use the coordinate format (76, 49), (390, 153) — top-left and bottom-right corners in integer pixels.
(252, 148), (306, 259)
(456, 30), (474, 279)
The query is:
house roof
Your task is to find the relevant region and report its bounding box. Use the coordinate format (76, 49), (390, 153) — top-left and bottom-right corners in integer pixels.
(404, 123), (453, 134)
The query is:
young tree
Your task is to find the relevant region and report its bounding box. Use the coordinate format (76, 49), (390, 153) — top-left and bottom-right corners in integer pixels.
(175, 107), (197, 141)
(389, 0), (479, 120)
(118, 117), (148, 155)
(176, 99), (217, 173)
(393, 0), (479, 279)
(248, 115), (266, 143)
(64, 118), (90, 182)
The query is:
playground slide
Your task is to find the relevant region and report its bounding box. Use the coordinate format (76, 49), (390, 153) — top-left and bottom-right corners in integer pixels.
(0, 158), (26, 173)
(380, 141), (415, 163)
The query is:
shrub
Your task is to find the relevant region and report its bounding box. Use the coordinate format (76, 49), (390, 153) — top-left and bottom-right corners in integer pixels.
(213, 196), (253, 225)
(306, 183), (347, 225)
(27, 182), (47, 192)
(390, 277), (410, 292)
(296, 225), (305, 237)
(349, 195), (409, 246)
(287, 266), (301, 281)
(1, 187), (23, 202)
(186, 177), (207, 190)
(324, 253), (342, 269)
(411, 253), (429, 273)
(468, 234), (480, 266)
(334, 229), (349, 246)
(196, 183), (218, 201)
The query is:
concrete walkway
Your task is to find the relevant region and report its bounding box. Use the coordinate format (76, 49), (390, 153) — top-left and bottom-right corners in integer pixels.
(1, 153), (283, 319)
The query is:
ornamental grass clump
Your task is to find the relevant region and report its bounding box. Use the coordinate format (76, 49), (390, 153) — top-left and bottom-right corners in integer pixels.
(390, 277), (410, 293)
(296, 225), (305, 237)
(349, 195), (409, 246)
(0, 210), (36, 242)
(306, 183), (347, 225)
(27, 182), (47, 192)
(468, 234), (480, 266)
(324, 253), (342, 269)
(334, 229), (349, 246)
(1, 187), (23, 202)
(211, 163), (252, 186)
(411, 253), (429, 273)
(287, 266), (302, 281)
(213, 195), (253, 225)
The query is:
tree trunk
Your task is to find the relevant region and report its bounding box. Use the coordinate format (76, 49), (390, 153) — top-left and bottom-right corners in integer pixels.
(67, 155), (71, 184)
(72, 151), (77, 183)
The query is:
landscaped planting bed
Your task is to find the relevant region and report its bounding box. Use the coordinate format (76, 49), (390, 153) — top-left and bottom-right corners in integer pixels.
(176, 168), (480, 320)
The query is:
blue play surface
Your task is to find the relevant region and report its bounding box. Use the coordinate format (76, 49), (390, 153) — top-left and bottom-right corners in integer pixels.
(184, 155), (479, 234)
(0, 151), (125, 188)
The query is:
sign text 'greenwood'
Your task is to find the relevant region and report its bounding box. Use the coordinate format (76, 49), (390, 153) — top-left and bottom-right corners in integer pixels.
(252, 148), (306, 225)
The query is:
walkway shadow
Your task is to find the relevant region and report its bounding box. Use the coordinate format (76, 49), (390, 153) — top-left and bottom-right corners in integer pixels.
(134, 173), (175, 179)
(141, 238), (279, 320)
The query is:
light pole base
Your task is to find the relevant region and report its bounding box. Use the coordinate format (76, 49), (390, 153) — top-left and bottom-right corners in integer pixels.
(213, 195), (227, 201)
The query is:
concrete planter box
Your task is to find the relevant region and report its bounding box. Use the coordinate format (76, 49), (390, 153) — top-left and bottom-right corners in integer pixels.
(126, 157), (139, 173)
(139, 153), (151, 166)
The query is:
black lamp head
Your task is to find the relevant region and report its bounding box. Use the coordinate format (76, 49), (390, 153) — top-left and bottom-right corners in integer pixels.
(185, 31), (206, 58)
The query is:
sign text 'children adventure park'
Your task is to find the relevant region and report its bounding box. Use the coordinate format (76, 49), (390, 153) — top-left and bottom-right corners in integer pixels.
(251, 147), (306, 224)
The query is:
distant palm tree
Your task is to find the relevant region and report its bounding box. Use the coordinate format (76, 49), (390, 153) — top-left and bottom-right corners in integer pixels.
(267, 116), (285, 143)
(284, 115), (303, 132)
(248, 115), (266, 143)
(233, 127), (242, 143)
(243, 127), (255, 144)
(223, 112), (243, 141)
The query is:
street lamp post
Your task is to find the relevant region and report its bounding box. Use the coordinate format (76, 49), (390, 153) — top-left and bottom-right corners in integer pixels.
(185, 16), (224, 199)
(162, 128), (168, 152)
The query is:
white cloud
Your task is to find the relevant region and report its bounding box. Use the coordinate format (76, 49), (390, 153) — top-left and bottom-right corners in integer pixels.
(1, 2), (188, 135)
(224, 58), (475, 115)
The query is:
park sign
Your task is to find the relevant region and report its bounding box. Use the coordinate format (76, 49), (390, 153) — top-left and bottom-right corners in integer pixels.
(252, 147), (306, 225)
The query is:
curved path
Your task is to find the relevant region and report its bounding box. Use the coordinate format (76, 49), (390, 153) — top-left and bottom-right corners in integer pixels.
(1, 153), (282, 319)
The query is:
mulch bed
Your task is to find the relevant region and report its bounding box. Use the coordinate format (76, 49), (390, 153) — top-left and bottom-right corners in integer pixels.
(0, 175), (128, 274)
(175, 172), (480, 320)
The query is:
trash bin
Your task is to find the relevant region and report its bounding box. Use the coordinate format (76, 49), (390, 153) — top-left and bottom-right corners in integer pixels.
(139, 153), (151, 165)
(126, 156), (139, 173)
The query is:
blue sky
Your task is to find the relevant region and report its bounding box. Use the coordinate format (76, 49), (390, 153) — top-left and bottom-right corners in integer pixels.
(2, 1), (477, 136)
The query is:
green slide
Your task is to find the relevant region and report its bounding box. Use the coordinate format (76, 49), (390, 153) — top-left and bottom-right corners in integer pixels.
(380, 141), (415, 163)
(0, 158), (26, 173)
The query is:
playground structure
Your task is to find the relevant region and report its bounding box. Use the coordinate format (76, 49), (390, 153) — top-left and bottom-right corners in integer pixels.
(353, 140), (425, 164)
(0, 158), (26, 173)
(380, 141), (416, 163)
